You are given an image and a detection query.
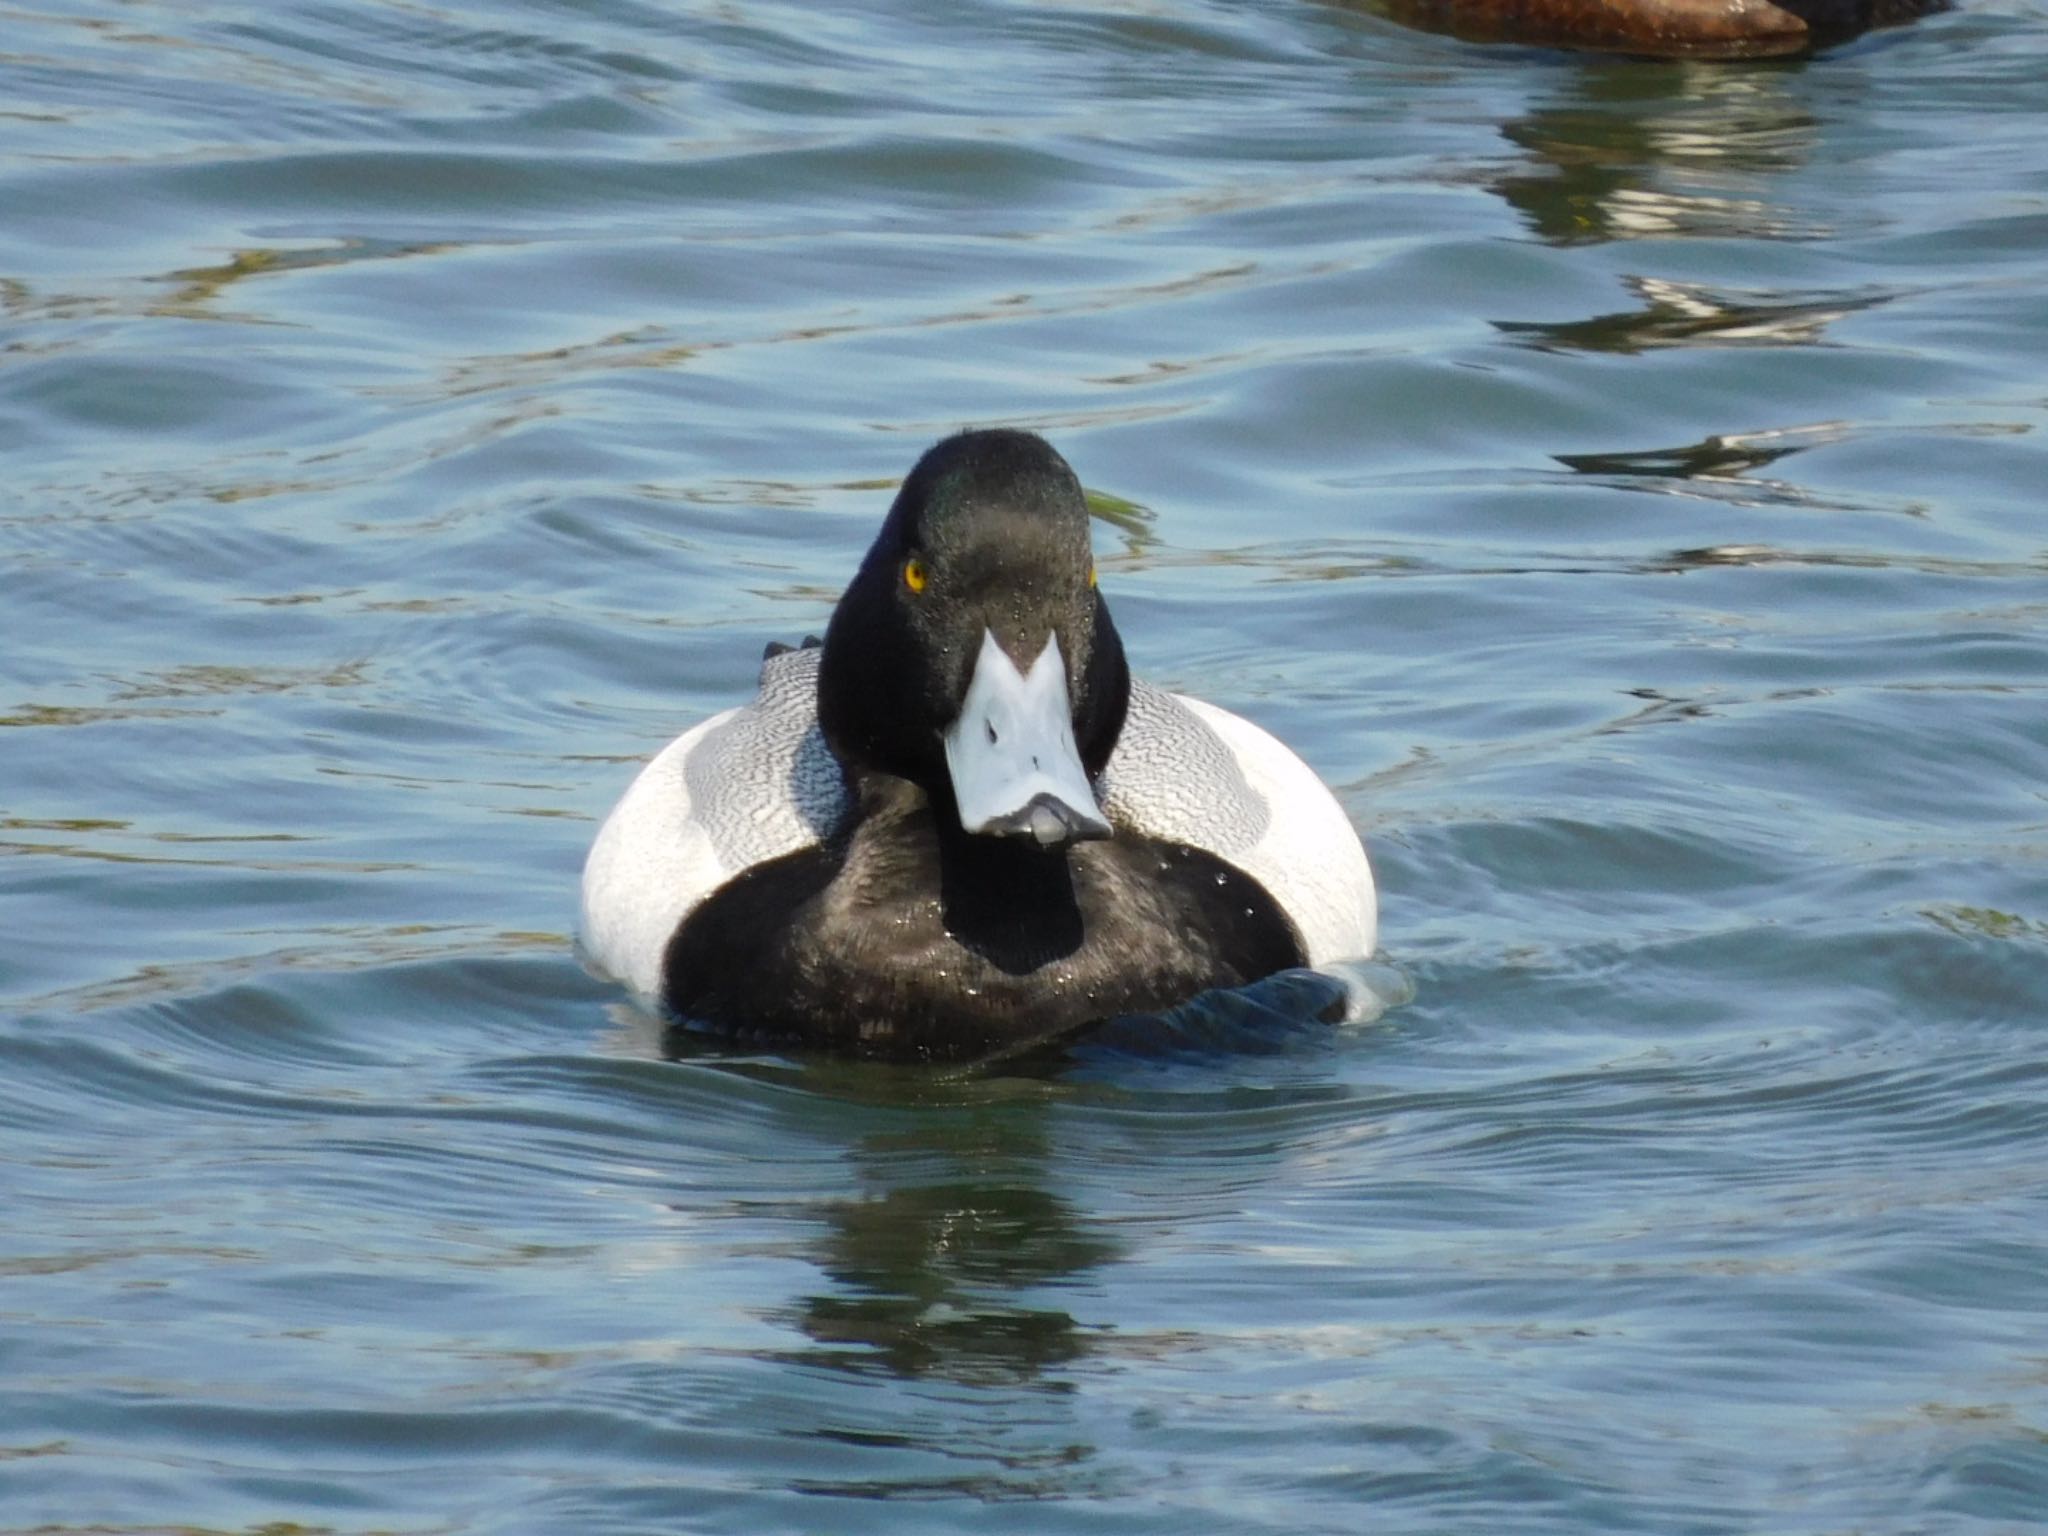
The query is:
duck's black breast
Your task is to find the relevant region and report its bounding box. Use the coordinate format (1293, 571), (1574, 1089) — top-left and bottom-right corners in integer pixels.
(661, 786), (1304, 1061)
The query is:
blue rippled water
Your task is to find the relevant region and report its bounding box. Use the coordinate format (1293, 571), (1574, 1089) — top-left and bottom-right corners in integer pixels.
(4, 1), (2047, 1531)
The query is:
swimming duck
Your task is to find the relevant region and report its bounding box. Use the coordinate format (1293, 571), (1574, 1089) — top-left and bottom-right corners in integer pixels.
(1357, 0), (1943, 57)
(580, 429), (1376, 1059)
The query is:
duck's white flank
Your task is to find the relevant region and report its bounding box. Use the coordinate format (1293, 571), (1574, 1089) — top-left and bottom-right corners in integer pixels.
(1103, 684), (1377, 967)
(580, 708), (739, 1002)
(580, 647), (1376, 1002)
(580, 650), (841, 1001)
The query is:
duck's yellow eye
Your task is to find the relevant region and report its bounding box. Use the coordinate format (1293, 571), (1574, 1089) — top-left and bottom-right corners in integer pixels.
(903, 556), (928, 594)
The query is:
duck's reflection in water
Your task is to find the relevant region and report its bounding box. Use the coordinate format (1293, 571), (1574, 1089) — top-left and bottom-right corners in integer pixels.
(1487, 64), (1830, 246)
(1500, 274), (1891, 355)
(644, 1039), (1117, 1387)
(793, 1171), (1112, 1385)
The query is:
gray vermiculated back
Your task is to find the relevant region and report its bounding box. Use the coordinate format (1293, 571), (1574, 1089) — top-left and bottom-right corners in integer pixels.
(681, 647), (847, 872)
(1102, 680), (1272, 856)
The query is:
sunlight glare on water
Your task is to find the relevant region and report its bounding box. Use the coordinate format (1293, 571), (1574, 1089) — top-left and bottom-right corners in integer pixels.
(3, 1), (2047, 1531)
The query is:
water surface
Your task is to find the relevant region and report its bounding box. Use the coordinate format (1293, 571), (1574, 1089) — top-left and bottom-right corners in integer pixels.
(4, 1), (2047, 1531)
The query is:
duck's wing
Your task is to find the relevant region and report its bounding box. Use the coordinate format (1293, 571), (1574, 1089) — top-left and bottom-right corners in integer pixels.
(580, 647), (846, 1001)
(1101, 680), (1376, 966)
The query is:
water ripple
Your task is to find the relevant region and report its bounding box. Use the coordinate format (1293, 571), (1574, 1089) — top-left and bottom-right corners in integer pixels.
(6, 1), (2048, 1532)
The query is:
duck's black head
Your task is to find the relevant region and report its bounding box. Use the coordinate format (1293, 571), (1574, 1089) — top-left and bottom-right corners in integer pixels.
(817, 429), (1130, 847)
